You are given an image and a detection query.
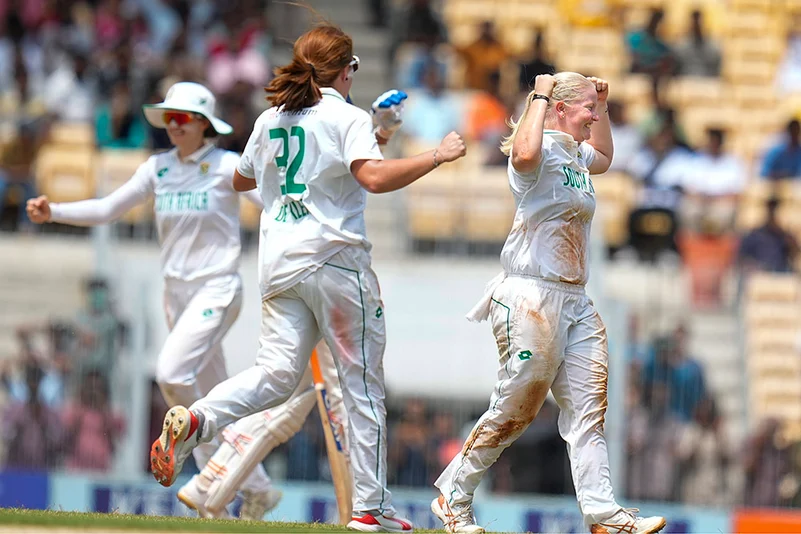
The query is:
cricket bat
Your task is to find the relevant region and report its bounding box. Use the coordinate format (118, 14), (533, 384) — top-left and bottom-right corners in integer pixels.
(310, 349), (353, 525)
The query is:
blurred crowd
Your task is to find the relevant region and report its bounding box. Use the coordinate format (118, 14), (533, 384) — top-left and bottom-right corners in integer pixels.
(0, 278), (127, 473)
(391, 2), (801, 308)
(0, 0), (277, 232)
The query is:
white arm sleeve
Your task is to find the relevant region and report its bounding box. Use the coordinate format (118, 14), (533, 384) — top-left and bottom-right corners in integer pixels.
(49, 159), (155, 226)
(343, 110), (384, 168)
(242, 189), (264, 209)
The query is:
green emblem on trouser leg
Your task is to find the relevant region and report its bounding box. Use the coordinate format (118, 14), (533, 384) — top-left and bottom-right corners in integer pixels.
(376, 307), (383, 318)
(518, 350), (532, 361)
(202, 309), (214, 318)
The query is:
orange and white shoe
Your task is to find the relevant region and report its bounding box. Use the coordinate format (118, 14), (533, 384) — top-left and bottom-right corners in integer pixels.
(347, 510), (413, 532)
(177, 475), (232, 519)
(591, 508), (667, 534)
(151, 406), (203, 487)
(431, 494), (485, 534)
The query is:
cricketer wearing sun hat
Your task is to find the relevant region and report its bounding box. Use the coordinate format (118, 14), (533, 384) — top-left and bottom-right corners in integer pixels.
(26, 79), (280, 513)
(143, 82), (233, 135)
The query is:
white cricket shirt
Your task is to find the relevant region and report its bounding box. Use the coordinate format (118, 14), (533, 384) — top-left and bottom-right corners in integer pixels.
(501, 130), (598, 286)
(237, 87), (384, 299)
(50, 143), (253, 283)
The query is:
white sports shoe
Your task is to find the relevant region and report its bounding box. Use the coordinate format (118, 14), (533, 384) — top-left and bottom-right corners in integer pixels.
(151, 406), (203, 487)
(347, 510), (414, 532)
(239, 487), (283, 521)
(177, 475), (232, 519)
(431, 494), (485, 534)
(590, 508), (667, 534)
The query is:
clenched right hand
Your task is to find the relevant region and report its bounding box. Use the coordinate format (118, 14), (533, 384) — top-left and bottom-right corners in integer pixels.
(26, 195), (51, 224)
(436, 131), (467, 164)
(533, 74), (556, 98)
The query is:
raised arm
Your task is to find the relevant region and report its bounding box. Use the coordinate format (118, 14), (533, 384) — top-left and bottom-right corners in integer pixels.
(511, 75), (556, 174)
(351, 131), (466, 194)
(27, 164), (152, 226)
(586, 77), (613, 175)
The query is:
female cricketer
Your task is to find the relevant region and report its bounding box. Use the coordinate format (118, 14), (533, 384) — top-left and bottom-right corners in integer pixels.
(430, 73), (667, 534)
(26, 82), (279, 520)
(149, 23), (466, 533)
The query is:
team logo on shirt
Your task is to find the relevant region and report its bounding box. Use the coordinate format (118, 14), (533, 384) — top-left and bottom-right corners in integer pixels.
(200, 162), (210, 176)
(157, 167), (169, 179)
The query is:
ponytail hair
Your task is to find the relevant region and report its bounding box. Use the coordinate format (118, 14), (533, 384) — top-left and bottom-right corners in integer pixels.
(265, 23), (354, 112)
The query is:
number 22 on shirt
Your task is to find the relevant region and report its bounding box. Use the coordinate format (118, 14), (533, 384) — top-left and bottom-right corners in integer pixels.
(269, 126), (306, 196)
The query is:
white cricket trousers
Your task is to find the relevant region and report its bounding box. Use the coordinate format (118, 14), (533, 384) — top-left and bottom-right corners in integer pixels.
(436, 275), (619, 526)
(158, 274), (271, 492)
(192, 246), (393, 514)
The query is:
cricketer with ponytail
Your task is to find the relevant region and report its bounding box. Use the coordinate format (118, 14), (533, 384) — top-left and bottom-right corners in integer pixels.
(150, 22), (466, 533)
(183, 91), (410, 522)
(431, 73), (667, 534)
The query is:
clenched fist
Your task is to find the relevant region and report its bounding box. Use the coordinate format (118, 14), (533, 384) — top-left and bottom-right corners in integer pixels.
(436, 131), (467, 164)
(533, 74), (557, 99)
(26, 195), (51, 224)
(587, 77), (610, 102)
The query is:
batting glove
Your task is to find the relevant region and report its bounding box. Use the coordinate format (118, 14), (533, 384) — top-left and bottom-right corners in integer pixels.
(371, 89), (408, 140)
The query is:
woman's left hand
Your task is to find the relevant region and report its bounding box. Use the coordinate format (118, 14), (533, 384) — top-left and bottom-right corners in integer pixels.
(588, 77), (609, 102)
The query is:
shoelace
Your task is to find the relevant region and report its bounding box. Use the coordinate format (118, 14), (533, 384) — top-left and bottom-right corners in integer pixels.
(444, 502), (477, 530)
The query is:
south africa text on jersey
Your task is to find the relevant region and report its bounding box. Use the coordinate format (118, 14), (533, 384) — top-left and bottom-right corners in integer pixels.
(274, 200), (310, 222)
(561, 166), (595, 194)
(155, 192), (209, 212)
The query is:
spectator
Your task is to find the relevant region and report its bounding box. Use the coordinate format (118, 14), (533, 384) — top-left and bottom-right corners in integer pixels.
(72, 278), (126, 387)
(776, 16), (801, 96)
(739, 197), (800, 273)
(43, 50), (97, 123)
(95, 79), (148, 149)
(608, 99), (643, 174)
(429, 411), (460, 475)
(743, 418), (792, 507)
(403, 62), (461, 144)
(2, 361), (65, 470)
(629, 125), (691, 211)
(388, 398), (431, 487)
(676, 396), (731, 505)
(0, 120), (43, 231)
(401, 37), (448, 90)
(626, 8), (675, 80)
(390, 0), (447, 66)
(465, 70), (508, 147)
(94, 0), (126, 51)
(517, 31), (555, 93)
(626, 381), (684, 501)
(674, 10), (721, 77)
(62, 370), (125, 472)
(1, 326), (65, 408)
(761, 119), (801, 180)
(455, 21), (509, 92)
(669, 325), (707, 423)
(681, 128), (746, 233)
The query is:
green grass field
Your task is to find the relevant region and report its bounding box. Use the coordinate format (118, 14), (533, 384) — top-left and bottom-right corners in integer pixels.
(0, 508), (445, 533)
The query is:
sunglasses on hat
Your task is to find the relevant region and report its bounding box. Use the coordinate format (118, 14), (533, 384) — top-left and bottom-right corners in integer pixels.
(163, 111), (196, 126)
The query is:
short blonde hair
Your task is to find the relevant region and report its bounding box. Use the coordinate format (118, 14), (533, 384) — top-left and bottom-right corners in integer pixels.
(500, 72), (595, 156)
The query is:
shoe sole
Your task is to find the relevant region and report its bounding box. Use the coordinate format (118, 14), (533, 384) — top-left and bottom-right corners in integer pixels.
(646, 518), (667, 534)
(151, 406), (192, 487)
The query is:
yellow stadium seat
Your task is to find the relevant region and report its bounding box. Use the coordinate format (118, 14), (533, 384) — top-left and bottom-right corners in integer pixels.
(666, 77), (725, 107)
(746, 301), (801, 329)
(35, 145), (95, 203)
(406, 168), (461, 241)
(746, 272), (801, 302)
(48, 122), (95, 147)
(95, 149), (151, 224)
(593, 171), (636, 248)
(463, 167), (514, 243)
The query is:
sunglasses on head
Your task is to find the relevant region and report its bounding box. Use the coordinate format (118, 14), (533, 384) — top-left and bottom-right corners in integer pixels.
(163, 111), (196, 126)
(349, 55), (360, 73)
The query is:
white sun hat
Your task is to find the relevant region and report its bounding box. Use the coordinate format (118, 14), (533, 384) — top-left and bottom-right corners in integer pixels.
(142, 82), (233, 135)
